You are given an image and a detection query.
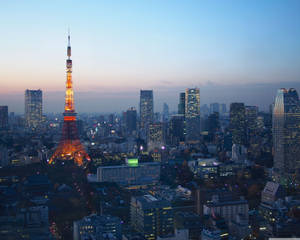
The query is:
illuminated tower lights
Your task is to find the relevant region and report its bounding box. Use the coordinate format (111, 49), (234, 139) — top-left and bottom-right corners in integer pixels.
(49, 33), (90, 166)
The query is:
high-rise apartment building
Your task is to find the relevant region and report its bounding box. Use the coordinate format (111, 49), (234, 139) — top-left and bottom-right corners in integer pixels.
(0, 106), (8, 130)
(273, 88), (300, 180)
(229, 103), (246, 146)
(178, 92), (185, 116)
(140, 90), (154, 130)
(131, 195), (174, 240)
(126, 107), (137, 135)
(25, 89), (43, 130)
(185, 88), (200, 142)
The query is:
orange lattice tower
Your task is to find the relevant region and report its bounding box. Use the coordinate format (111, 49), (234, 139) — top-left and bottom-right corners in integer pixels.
(49, 33), (90, 166)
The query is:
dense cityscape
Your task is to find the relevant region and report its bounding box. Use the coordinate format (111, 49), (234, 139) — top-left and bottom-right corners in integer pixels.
(0, 33), (300, 239)
(1, 1), (300, 240)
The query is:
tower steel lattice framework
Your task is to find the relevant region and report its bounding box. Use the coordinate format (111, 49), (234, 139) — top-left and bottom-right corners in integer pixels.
(49, 34), (90, 166)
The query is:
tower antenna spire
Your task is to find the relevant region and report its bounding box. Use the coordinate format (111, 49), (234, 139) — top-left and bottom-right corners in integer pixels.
(67, 28), (71, 58)
(68, 28), (70, 46)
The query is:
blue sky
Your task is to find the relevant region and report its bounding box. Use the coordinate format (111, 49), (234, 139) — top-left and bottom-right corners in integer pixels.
(0, 0), (300, 112)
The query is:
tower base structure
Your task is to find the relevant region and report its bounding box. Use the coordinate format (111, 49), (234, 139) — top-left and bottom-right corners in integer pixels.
(49, 114), (90, 166)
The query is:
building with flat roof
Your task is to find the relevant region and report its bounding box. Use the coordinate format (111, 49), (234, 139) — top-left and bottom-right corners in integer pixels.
(131, 195), (174, 240)
(73, 214), (122, 240)
(97, 161), (160, 186)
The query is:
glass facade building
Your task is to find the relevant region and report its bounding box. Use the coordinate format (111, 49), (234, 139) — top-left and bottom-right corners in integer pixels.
(140, 90), (154, 130)
(25, 89), (43, 130)
(273, 88), (300, 179)
(185, 88), (200, 142)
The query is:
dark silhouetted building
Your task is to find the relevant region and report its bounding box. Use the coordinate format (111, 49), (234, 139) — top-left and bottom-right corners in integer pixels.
(0, 106), (8, 130)
(178, 92), (185, 116)
(169, 115), (185, 145)
(126, 107), (137, 135)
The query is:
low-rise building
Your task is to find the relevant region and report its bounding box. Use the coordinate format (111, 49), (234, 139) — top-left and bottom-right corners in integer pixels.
(97, 161), (160, 186)
(73, 214), (122, 240)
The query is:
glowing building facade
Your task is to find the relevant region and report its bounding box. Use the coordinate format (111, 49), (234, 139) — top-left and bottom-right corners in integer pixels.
(25, 90), (42, 130)
(273, 88), (300, 180)
(140, 90), (154, 130)
(229, 103), (246, 146)
(49, 34), (90, 166)
(185, 88), (200, 142)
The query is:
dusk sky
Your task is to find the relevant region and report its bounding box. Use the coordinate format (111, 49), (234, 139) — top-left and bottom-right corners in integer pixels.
(1, 0), (300, 113)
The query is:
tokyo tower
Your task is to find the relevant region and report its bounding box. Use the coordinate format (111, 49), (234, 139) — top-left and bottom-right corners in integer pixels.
(49, 33), (90, 166)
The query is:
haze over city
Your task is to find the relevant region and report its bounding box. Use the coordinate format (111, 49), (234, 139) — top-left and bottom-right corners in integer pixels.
(1, 0), (300, 113)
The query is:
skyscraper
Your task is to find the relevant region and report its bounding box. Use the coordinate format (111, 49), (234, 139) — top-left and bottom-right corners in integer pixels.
(245, 105), (258, 144)
(185, 88), (200, 142)
(0, 106), (8, 130)
(162, 103), (169, 122)
(49, 33), (90, 166)
(25, 89), (42, 130)
(140, 90), (153, 131)
(207, 112), (220, 142)
(126, 107), (137, 135)
(178, 92), (185, 116)
(169, 115), (185, 145)
(220, 103), (227, 115)
(210, 103), (220, 114)
(229, 103), (246, 146)
(273, 88), (300, 180)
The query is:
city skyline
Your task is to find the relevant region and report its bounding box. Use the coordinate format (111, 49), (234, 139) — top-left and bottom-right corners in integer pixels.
(1, 1), (300, 113)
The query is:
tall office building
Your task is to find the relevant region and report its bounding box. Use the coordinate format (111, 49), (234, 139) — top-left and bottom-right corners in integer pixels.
(273, 88), (300, 180)
(169, 115), (185, 145)
(140, 90), (154, 130)
(131, 195), (174, 240)
(25, 89), (43, 130)
(210, 103), (220, 114)
(220, 103), (227, 115)
(185, 88), (200, 142)
(126, 107), (137, 135)
(178, 92), (185, 116)
(162, 103), (169, 122)
(0, 144), (9, 167)
(229, 103), (246, 145)
(245, 105), (258, 144)
(0, 106), (8, 130)
(207, 112), (220, 142)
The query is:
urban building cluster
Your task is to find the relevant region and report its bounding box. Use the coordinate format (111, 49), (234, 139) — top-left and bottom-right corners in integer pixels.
(0, 35), (300, 239)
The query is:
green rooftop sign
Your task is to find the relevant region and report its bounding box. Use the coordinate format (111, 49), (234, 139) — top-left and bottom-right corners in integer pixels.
(127, 158), (138, 167)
